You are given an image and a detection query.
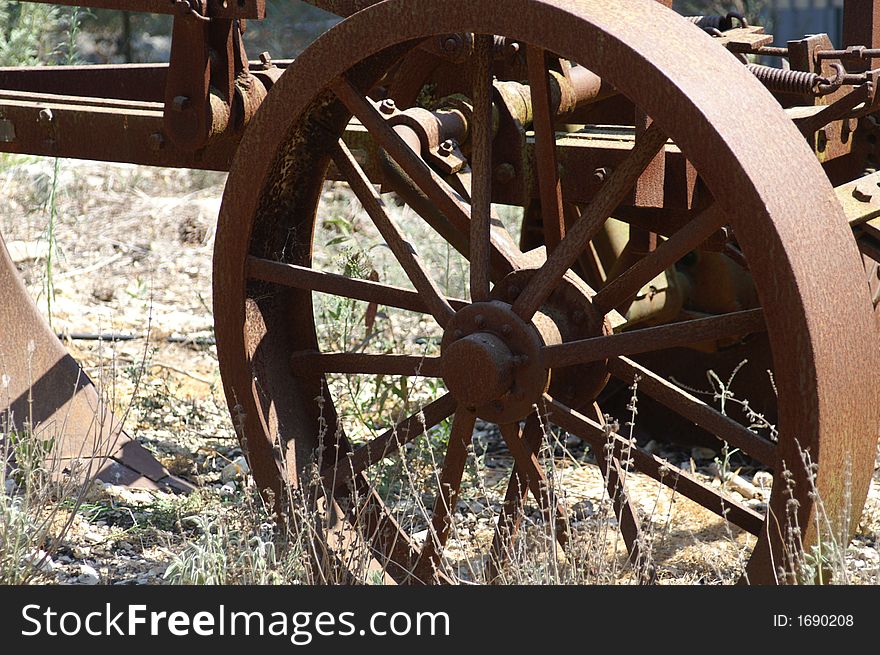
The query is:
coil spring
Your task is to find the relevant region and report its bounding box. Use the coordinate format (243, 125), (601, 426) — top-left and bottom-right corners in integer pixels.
(746, 64), (843, 97)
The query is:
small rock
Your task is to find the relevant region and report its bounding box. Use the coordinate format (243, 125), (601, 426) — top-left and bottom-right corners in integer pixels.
(219, 481), (237, 497)
(571, 499), (594, 521)
(130, 242), (152, 263)
(91, 282), (115, 302)
(746, 498), (768, 512)
(72, 545), (90, 559)
(178, 215), (209, 245)
(856, 548), (879, 565)
(25, 550), (56, 573)
(643, 440), (660, 455)
(221, 456), (249, 483)
(76, 564), (100, 585)
(690, 446), (716, 461)
(708, 463), (760, 499)
(726, 474), (760, 499)
(83, 531), (103, 545)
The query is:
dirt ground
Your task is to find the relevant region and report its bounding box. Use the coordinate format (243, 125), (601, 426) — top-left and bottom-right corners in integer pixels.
(2, 157), (879, 585)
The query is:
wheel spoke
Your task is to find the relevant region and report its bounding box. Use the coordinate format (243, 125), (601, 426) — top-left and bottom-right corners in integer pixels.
(290, 351), (443, 378)
(470, 34), (495, 303)
(331, 139), (456, 327)
(527, 46), (566, 252)
(486, 414), (543, 582)
(414, 408), (476, 581)
(331, 75), (523, 279)
(498, 420), (569, 547)
(543, 308), (766, 368)
(608, 356), (777, 465)
(341, 478), (456, 585)
(512, 122), (668, 319)
(591, 203), (728, 315)
(542, 397), (765, 535)
(321, 393), (457, 491)
(248, 257), (469, 315)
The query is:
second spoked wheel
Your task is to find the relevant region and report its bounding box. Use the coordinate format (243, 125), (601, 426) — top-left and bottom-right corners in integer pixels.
(213, 0), (880, 584)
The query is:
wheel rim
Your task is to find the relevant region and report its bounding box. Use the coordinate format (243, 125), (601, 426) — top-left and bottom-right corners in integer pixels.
(214, 0), (880, 584)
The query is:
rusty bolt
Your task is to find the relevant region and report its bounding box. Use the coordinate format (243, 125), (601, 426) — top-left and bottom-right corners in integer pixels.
(453, 329), (463, 339)
(442, 34), (463, 54)
(148, 132), (165, 152)
(379, 99), (397, 115)
(439, 139), (457, 156)
(172, 95), (191, 112)
(593, 167), (610, 183)
(495, 163), (516, 184)
(853, 179), (877, 203)
(37, 108), (54, 124)
(259, 51), (272, 67)
(501, 324), (512, 336)
(474, 314), (485, 328)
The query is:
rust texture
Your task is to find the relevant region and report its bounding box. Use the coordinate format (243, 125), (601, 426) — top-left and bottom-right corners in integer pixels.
(2, 0), (880, 583)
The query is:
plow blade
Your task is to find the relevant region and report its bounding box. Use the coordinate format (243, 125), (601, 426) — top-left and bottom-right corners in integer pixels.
(0, 236), (192, 492)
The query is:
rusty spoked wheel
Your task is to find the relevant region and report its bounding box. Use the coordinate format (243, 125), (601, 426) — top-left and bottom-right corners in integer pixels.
(214, 0), (880, 584)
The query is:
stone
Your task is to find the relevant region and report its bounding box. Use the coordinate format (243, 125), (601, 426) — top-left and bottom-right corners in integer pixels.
(571, 499), (595, 521)
(690, 446), (717, 461)
(25, 550), (56, 573)
(77, 564), (100, 585)
(752, 471), (773, 491)
(726, 474), (760, 499)
(643, 440), (660, 455)
(219, 481), (237, 497)
(221, 456), (250, 483)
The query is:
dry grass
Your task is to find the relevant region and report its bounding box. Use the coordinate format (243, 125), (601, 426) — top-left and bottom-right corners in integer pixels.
(1, 154), (878, 586)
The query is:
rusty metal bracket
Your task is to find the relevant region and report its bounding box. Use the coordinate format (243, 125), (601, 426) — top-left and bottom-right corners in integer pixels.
(163, 2), (266, 151)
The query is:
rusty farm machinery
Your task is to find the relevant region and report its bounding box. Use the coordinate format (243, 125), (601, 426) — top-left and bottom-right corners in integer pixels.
(2, 0), (880, 583)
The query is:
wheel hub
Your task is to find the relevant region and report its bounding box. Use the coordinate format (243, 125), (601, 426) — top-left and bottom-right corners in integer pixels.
(492, 269), (613, 409)
(441, 301), (551, 422)
(441, 332), (515, 407)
